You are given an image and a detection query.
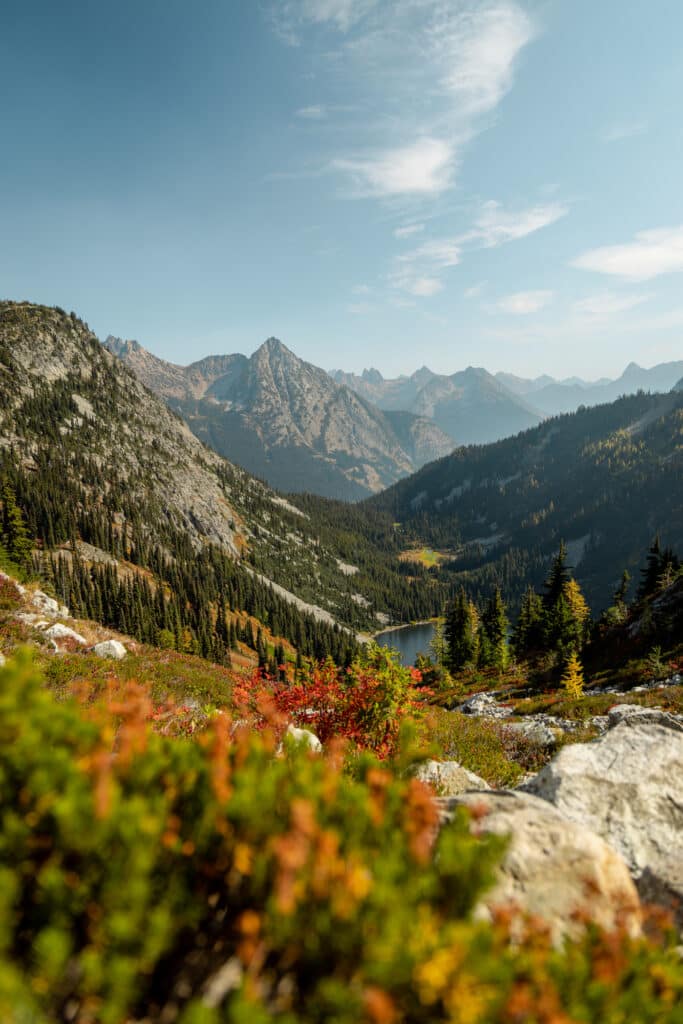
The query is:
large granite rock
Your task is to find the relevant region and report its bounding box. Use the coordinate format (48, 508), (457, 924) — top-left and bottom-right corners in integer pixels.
(444, 789), (641, 945)
(606, 703), (683, 733)
(415, 759), (490, 796)
(524, 722), (683, 924)
(44, 623), (87, 645)
(31, 590), (69, 618)
(92, 639), (127, 660)
(502, 720), (558, 748)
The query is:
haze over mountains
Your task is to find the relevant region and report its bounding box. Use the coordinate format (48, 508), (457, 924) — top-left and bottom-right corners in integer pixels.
(331, 366), (543, 445)
(108, 331), (683, 502)
(106, 336), (453, 501)
(334, 360), (683, 428)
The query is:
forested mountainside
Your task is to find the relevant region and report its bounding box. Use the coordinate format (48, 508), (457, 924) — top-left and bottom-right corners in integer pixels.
(106, 336), (452, 500)
(369, 390), (683, 612)
(331, 365), (542, 445)
(0, 302), (442, 663)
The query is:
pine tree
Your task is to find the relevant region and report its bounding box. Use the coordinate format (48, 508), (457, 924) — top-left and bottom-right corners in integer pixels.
(513, 586), (544, 657)
(1, 482), (32, 567)
(444, 589), (479, 673)
(561, 651), (585, 699)
(638, 536), (662, 599)
(479, 586), (509, 669)
(543, 541), (570, 610)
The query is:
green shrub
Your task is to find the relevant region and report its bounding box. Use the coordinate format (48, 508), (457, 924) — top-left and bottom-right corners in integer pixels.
(0, 652), (681, 1023)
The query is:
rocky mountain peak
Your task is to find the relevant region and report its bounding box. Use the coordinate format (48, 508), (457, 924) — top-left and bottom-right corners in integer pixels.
(105, 335), (141, 358)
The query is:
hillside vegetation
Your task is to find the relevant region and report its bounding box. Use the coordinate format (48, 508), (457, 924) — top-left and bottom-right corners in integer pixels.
(370, 391), (683, 612)
(0, 303), (441, 665)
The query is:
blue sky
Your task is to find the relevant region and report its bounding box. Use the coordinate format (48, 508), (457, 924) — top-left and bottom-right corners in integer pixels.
(2, 0), (682, 378)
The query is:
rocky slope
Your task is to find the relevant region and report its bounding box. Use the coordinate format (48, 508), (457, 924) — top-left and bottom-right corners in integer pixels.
(332, 365), (543, 445)
(107, 336), (453, 500)
(0, 302), (426, 640)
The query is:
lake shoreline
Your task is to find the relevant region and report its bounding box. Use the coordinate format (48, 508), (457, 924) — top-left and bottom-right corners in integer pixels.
(373, 617), (439, 641)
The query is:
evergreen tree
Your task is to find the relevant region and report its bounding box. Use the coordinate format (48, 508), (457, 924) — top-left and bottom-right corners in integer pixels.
(479, 586), (509, 669)
(1, 481), (32, 567)
(543, 541), (570, 610)
(444, 589), (479, 673)
(512, 586), (544, 657)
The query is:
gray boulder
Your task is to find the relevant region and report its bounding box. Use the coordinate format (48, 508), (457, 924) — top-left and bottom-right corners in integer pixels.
(607, 703), (683, 733)
(31, 590), (69, 618)
(44, 623), (87, 645)
(458, 691), (513, 719)
(415, 759), (490, 796)
(503, 720), (558, 748)
(524, 722), (683, 924)
(0, 652), (5, 668)
(92, 639), (127, 660)
(444, 790), (641, 945)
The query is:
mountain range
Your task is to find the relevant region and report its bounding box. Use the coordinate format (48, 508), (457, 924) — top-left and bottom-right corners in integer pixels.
(0, 302), (440, 655)
(334, 360), (683, 430)
(497, 361), (683, 415)
(106, 336), (453, 501)
(331, 365), (543, 445)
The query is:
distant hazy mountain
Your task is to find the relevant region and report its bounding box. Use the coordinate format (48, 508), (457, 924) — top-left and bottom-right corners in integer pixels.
(332, 361), (683, 434)
(331, 366), (543, 445)
(496, 361), (683, 416)
(106, 337), (453, 501)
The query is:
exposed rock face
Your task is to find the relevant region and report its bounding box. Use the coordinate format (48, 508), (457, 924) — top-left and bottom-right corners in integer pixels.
(415, 759), (490, 796)
(524, 722), (683, 923)
(31, 591), (69, 618)
(444, 790), (642, 945)
(1, 304), (243, 556)
(92, 639), (127, 660)
(107, 335), (453, 500)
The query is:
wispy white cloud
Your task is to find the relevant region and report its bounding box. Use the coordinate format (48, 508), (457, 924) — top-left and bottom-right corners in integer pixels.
(347, 300), (377, 314)
(572, 225), (683, 281)
(394, 222), (425, 239)
(273, 0), (379, 40)
(390, 198), (566, 298)
(296, 104), (327, 119)
(434, 3), (536, 115)
(332, 137), (456, 197)
(602, 119), (647, 143)
(465, 200), (568, 247)
(464, 282), (486, 298)
(496, 290), (552, 314)
(399, 238), (461, 268)
(408, 276), (444, 297)
(574, 291), (651, 315)
(272, 2), (537, 199)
